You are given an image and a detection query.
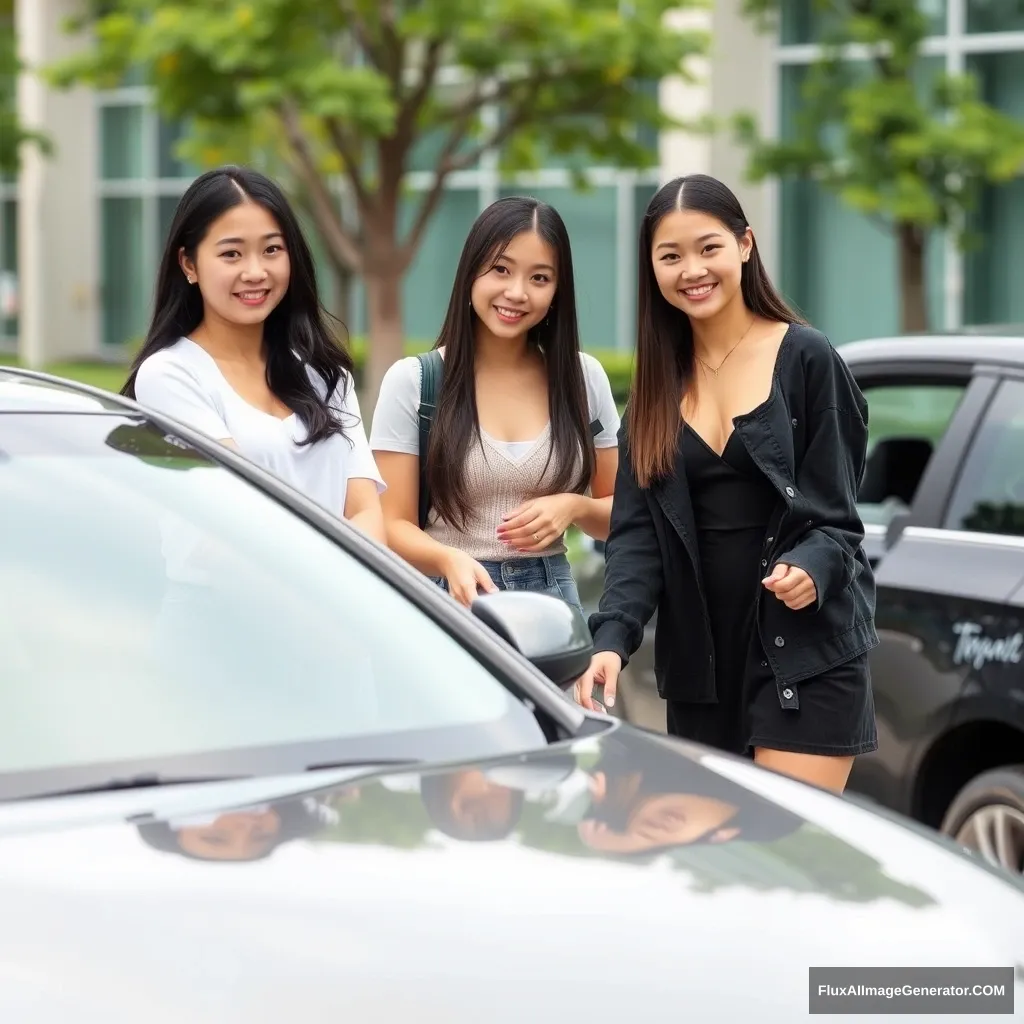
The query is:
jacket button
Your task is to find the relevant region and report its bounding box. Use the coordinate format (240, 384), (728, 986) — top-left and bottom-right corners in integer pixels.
(774, 636), (785, 647)
(782, 687), (794, 699)
(785, 486), (795, 497)
(767, 536), (774, 544)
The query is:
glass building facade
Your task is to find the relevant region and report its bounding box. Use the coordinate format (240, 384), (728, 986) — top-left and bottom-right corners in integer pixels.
(777, 0), (1024, 341)
(93, 80), (659, 354)
(7, 0), (1024, 357)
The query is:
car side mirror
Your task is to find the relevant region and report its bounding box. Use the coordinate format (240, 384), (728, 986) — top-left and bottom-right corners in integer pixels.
(471, 591), (594, 687)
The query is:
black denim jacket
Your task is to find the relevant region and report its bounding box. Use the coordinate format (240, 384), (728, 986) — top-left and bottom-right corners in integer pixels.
(589, 324), (879, 709)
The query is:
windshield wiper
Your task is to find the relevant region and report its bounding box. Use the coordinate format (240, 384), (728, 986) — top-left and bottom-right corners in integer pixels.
(11, 760), (421, 804)
(303, 757), (418, 772)
(12, 773), (247, 802)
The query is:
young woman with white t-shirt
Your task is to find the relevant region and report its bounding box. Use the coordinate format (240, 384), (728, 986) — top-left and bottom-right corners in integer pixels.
(370, 196), (620, 613)
(124, 166), (385, 540)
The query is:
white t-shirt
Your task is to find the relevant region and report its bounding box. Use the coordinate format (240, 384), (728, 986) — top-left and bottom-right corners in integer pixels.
(134, 337), (385, 516)
(369, 350), (621, 456)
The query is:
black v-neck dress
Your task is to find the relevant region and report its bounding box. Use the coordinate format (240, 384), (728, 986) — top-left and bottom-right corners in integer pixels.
(670, 423), (876, 758)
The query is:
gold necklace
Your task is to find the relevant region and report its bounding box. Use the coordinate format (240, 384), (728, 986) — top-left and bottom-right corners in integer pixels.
(696, 317), (756, 378)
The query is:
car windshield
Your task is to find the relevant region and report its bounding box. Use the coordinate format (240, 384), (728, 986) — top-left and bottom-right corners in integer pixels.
(0, 412), (546, 791)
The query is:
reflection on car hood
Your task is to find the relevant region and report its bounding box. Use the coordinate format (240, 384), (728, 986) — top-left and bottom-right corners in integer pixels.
(0, 727), (1021, 1022)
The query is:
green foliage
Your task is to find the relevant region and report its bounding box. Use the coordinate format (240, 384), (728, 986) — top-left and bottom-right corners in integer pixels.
(736, 0), (1024, 245)
(0, 0), (52, 173)
(48, 0), (711, 276)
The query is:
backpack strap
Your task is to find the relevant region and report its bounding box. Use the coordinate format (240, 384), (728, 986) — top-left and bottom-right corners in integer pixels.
(416, 350), (444, 530)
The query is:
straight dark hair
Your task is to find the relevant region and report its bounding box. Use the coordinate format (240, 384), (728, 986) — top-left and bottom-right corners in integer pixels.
(628, 174), (805, 488)
(122, 166), (355, 446)
(426, 196), (595, 531)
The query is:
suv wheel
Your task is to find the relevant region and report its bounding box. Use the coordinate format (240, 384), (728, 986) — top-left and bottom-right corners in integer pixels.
(940, 766), (1024, 877)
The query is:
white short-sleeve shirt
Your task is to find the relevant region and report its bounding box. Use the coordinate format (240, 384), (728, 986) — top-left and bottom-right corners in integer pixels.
(134, 337), (384, 517)
(369, 350), (621, 457)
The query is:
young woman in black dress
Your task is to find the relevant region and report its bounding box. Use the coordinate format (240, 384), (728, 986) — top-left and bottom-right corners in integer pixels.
(575, 175), (878, 794)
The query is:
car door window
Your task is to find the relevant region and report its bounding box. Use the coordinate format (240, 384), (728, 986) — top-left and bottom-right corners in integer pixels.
(943, 378), (1024, 537)
(857, 382), (966, 527)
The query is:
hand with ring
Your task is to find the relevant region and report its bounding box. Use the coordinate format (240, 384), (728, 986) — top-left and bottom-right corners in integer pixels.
(497, 494), (581, 553)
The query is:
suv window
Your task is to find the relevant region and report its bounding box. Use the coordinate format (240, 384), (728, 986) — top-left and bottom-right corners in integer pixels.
(943, 379), (1024, 537)
(857, 382), (966, 527)
(0, 413), (546, 784)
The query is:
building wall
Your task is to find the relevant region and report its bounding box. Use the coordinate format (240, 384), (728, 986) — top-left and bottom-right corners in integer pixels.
(10, 0), (1024, 363)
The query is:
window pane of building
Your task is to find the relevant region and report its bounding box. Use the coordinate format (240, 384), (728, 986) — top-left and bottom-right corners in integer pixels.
(102, 197), (147, 347)
(966, 0), (1024, 33)
(962, 51), (1024, 327)
(780, 0), (946, 44)
(158, 194), (182, 254)
(101, 105), (146, 180)
(157, 118), (200, 180)
(408, 125), (479, 173)
(777, 60), (946, 342)
(399, 186), (480, 344)
(498, 184), (618, 351)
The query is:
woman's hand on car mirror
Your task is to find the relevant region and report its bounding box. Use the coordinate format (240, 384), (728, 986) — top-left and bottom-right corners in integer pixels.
(574, 651), (622, 711)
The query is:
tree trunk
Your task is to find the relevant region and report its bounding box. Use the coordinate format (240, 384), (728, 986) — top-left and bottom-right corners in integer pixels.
(897, 222), (928, 334)
(362, 268), (405, 420)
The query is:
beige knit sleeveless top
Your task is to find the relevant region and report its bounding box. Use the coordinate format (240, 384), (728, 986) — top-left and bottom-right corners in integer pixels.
(426, 426), (581, 561)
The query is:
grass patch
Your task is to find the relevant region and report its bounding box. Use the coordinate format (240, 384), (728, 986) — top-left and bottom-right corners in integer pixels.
(0, 354), (128, 395)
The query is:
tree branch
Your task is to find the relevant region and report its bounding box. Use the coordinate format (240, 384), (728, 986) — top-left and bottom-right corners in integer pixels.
(377, 0), (406, 92)
(324, 116), (373, 213)
(400, 75), (563, 264)
(395, 36), (444, 145)
(279, 101), (363, 273)
(338, 0), (404, 94)
(337, 0), (376, 67)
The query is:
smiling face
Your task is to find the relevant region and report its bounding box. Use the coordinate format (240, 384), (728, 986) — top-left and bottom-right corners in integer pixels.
(577, 789), (741, 854)
(180, 199), (291, 329)
(176, 808), (282, 861)
(650, 209), (752, 322)
(470, 230), (557, 340)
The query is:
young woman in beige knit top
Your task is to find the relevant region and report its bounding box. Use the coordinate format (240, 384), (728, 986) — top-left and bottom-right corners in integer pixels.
(370, 196), (620, 611)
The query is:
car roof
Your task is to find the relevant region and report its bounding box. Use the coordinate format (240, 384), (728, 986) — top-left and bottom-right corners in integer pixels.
(0, 367), (132, 413)
(839, 331), (1024, 368)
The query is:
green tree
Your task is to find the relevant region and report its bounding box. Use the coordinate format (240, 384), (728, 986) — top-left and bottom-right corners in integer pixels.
(735, 0), (1024, 334)
(49, 0), (710, 405)
(1, 0), (50, 174)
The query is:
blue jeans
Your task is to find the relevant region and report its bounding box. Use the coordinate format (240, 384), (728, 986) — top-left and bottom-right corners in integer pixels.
(431, 553), (584, 618)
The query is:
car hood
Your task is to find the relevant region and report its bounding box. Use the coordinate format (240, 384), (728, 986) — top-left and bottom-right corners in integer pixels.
(0, 725), (1021, 1022)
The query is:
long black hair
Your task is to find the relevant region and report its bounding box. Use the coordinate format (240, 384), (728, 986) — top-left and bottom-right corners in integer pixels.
(629, 174), (805, 487)
(426, 196), (595, 531)
(122, 166), (355, 446)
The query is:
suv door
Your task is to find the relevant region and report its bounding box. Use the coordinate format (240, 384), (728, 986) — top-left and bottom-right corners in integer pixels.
(848, 370), (1024, 819)
(931, 375), (1024, 730)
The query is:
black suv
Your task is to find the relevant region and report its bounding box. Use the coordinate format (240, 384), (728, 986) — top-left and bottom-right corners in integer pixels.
(576, 332), (1024, 877)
